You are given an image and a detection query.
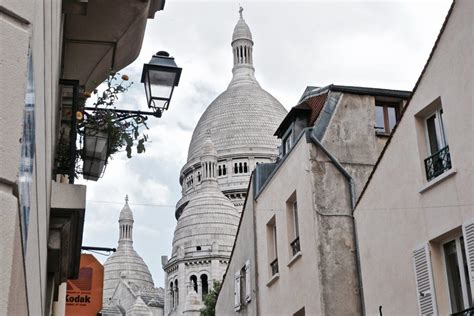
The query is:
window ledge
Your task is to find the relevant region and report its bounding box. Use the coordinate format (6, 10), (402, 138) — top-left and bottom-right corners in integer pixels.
(287, 251), (302, 267)
(419, 168), (457, 193)
(375, 131), (391, 137)
(266, 273), (280, 287)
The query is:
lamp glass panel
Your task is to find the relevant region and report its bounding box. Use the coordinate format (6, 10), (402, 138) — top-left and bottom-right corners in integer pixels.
(148, 69), (175, 101)
(84, 131), (108, 159)
(83, 158), (106, 181)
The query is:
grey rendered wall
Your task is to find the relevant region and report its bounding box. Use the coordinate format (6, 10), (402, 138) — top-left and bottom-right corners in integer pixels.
(310, 93), (388, 315)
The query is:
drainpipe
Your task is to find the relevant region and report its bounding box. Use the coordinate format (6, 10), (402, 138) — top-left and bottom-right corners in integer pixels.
(308, 127), (366, 316)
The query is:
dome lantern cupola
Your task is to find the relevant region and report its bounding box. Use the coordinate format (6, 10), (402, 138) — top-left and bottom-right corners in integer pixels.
(230, 6), (257, 87)
(118, 195), (134, 247)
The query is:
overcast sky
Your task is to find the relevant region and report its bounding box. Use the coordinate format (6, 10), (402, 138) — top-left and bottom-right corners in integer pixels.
(80, 0), (452, 288)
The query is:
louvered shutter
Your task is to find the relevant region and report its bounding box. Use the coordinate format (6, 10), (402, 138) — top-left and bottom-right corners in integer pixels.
(462, 220), (474, 303)
(245, 260), (251, 303)
(234, 271), (241, 311)
(412, 244), (437, 315)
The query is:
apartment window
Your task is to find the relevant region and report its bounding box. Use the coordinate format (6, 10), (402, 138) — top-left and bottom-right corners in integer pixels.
(234, 260), (252, 310)
(290, 201), (301, 256)
(443, 237), (472, 313)
(424, 108), (451, 181)
(375, 102), (399, 134)
(267, 217), (279, 276)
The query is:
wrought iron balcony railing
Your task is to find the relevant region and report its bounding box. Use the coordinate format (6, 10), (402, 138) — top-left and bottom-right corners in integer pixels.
(270, 258), (279, 276)
(290, 237), (301, 256)
(451, 306), (474, 316)
(424, 145), (451, 181)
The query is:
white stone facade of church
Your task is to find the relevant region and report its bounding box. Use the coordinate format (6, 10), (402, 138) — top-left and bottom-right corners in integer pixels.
(162, 9), (287, 315)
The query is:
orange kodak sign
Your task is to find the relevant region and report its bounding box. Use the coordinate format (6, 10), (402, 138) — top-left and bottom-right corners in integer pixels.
(66, 254), (104, 316)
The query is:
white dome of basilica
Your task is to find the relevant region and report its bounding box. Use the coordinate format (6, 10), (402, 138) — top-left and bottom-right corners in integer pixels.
(186, 85), (288, 164)
(177, 8), (287, 214)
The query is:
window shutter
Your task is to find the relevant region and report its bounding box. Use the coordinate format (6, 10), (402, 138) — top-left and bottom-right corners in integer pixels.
(462, 220), (474, 303)
(412, 244), (437, 315)
(245, 260), (251, 303)
(234, 271), (241, 311)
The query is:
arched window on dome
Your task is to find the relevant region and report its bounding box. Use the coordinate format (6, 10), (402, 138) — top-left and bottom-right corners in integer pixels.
(169, 282), (174, 309)
(218, 165), (222, 176)
(239, 162), (243, 173)
(201, 274), (209, 299)
(197, 172), (201, 182)
(175, 280), (179, 306)
(190, 275), (198, 293)
(234, 163), (238, 174)
(223, 165), (227, 175)
(244, 162), (248, 173)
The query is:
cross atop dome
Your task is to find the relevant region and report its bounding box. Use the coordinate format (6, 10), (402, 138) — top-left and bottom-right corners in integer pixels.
(239, 5), (243, 18)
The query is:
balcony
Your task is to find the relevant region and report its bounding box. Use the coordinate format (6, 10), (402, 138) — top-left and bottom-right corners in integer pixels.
(270, 258), (279, 276)
(290, 237), (301, 256)
(451, 307), (474, 316)
(424, 145), (451, 181)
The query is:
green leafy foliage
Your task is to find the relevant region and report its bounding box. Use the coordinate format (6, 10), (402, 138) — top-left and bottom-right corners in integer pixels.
(200, 280), (222, 316)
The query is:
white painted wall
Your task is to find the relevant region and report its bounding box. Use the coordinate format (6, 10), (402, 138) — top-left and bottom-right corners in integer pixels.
(355, 1), (473, 314)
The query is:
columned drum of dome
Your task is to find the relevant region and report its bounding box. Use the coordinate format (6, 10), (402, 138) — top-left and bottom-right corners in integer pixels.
(163, 8), (287, 315)
(176, 8), (287, 217)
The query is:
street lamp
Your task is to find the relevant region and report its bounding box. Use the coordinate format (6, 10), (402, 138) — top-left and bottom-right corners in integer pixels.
(141, 51), (182, 117)
(82, 129), (108, 180)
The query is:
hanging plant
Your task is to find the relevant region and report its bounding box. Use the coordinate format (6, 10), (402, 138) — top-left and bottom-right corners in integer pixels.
(78, 72), (149, 160)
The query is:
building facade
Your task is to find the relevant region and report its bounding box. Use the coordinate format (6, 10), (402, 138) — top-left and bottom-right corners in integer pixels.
(216, 85), (409, 315)
(0, 1), (162, 315)
(162, 9), (287, 315)
(354, 1), (474, 315)
(101, 197), (164, 316)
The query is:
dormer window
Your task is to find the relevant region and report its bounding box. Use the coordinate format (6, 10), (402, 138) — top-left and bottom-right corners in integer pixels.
(282, 128), (293, 156)
(375, 101), (400, 135)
